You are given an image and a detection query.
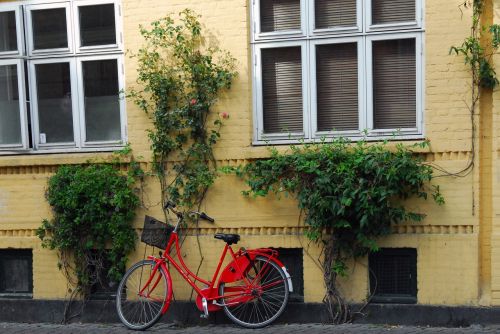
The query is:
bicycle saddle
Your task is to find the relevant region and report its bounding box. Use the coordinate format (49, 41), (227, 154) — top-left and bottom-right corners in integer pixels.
(214, 233), (240, 245)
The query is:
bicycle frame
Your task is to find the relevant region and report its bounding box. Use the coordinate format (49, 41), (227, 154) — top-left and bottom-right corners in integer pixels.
(142, 229), (289, 315)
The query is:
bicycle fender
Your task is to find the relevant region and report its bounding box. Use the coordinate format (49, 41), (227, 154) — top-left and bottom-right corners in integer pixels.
(159, 263), (173, 314)
(246, 250), (293, 292)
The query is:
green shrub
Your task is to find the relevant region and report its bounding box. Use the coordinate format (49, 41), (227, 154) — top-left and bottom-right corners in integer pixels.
(37, 163), (141, 295)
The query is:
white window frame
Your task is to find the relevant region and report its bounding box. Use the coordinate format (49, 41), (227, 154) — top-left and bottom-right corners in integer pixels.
(309, 0), (362, 36)
(365, 0), (423, 32)
(310, 37), (365, 138)
(365, 33), (423, 137)
(28, 57), (80, 149)
(252, 0), (307, 42)
(26, 2), (74, 56)
(76, 54), (126, 147)
(0, 5), (24, 58)
(251, 0), (425, 144)
(0, 59), (29, 149)
(253, 41), (309, 142)
(0, 0), (126, 154)
(73, 0), (122, 53)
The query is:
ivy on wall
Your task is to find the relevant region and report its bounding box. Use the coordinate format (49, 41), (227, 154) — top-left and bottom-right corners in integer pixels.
(226, 139), (444, 323)
(128, 9), (237, 215)
(36, 152), (143, 322)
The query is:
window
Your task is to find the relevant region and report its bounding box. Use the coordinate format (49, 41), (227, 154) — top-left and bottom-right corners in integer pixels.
(0, 0), (125, 153)
(0, 249), (33, 298)
(252, 0), (423, 143)
(88, 250), (121, 300)
(369, 248), (417, 304)
(276, 248), (304, 302)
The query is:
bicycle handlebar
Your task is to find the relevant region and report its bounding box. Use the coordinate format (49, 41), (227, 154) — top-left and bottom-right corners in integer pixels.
(199, 212), (215, 223)
(164, 201), (215, 223)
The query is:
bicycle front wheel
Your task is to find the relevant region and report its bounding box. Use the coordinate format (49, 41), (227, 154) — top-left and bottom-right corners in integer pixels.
(219, 256), (289, 328)
(116, 260), (168, 330)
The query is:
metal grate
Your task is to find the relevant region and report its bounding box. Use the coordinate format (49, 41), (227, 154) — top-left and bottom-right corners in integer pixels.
(276, 248), (304, 302)
(0, 249), (33, 298)
(88, 250), (120, 300)
(369, 248), (417, 304)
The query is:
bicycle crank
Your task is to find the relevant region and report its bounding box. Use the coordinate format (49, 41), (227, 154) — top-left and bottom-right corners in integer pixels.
(200, 297), (209, 319)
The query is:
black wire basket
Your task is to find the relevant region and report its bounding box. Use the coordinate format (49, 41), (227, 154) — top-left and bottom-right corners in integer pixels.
(141, 215), (174, 249)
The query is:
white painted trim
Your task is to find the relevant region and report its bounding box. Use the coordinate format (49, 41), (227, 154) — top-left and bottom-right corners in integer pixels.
(28, 57), (80, 149)
(76, 54), (125, 147)
(0, 59), (29, 149)
(253, 41), (308, 141)
(252, 0), (306, 41)
(26, 2), (74, 56)
(0, 5), (24, 58)
(365, 32), (423, 136)
(252, 134), (426, 146)
(309, 36), (364, 138)
(72, 0), (122, 53)
(366, 0), (423, 32)
(309, 0), (362, 36)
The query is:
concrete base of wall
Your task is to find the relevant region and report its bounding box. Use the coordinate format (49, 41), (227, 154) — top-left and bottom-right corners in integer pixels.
(1, 300), (500, 327)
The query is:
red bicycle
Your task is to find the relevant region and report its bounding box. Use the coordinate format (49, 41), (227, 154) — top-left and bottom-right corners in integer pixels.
(116, 201), (293, 330)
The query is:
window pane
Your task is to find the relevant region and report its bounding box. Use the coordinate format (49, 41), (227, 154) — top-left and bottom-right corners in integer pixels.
(315, 0), (357, 29)
(0, 11), (17, 52)
(83, 59), (121, 142)
(373, 39), (416, 129)
(262, 47), (303, 133)
(0, 64), (22, 145)
(79, 4), (116, 47)
(2, 258), (30, 292)
(35, 62), (74, 143)
(372, 0), (415, 25)
(316, 43), (358, 131)
(260, 0), (301, 33)
(0, 249), (33, 295)
(31, 8), (68, 50)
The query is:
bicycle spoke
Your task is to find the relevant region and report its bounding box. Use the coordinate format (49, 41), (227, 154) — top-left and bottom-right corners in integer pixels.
(221, 256), (289, 328)
(117, 260), (168, 330)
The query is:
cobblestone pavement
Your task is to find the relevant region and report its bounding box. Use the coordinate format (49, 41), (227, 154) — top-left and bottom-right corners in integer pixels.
(1, 323), (500, 334)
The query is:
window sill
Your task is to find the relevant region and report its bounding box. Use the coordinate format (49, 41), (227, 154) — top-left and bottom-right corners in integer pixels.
(0, 145), (125, 156)
(252, 134), (426, 146)
(0, 146), (129, 168)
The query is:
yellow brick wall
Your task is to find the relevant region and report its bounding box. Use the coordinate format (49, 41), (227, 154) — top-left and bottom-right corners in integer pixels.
(0, 0), (489, 307)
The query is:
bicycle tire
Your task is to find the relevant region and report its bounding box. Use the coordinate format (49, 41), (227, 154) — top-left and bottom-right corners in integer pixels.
(116, 260), (168, 330)
(219, 255), (289, 328)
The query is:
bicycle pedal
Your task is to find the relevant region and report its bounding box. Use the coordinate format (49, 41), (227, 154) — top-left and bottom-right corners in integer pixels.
(201, 297), (209, 319)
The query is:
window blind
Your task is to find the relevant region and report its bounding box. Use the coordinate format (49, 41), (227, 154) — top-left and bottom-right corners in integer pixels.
(316, 43), (358, 131)
(262, 47), (303, 134)
(260, 0), (301, 33)
(372, 0), (415, 25)
(315, 0), (357, 29)
(372, 38), (416, 129)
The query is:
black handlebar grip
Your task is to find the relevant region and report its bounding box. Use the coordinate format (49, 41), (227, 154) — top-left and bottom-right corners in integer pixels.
(200, 212), (215, 223)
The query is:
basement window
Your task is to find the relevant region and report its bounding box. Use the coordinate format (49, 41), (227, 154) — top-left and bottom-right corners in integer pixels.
(276, 248), (304, 302)
(369, 248), (417, 304)
(0, 249), (33, 298)
(88, 250), (121, 300)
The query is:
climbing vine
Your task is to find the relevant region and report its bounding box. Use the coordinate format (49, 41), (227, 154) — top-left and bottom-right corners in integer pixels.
(446, 0), (500, 179)
(128, 9), (236, 215)
(227, 139), (444, 323)
(36, 150), (143, 322)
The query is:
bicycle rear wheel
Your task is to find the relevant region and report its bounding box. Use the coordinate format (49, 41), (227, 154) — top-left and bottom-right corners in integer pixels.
(116, 260), (168, 330)
(219, 255), (289, 328)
